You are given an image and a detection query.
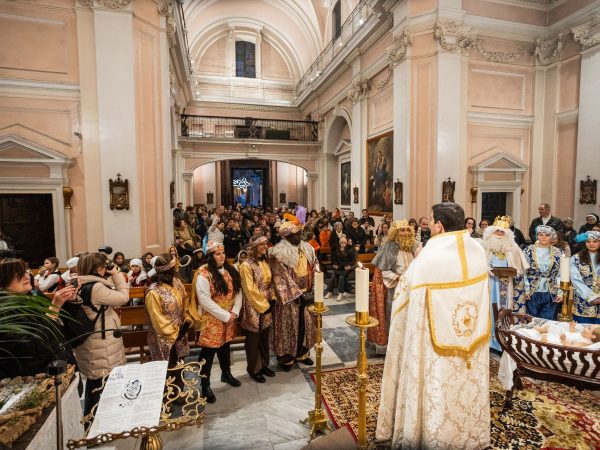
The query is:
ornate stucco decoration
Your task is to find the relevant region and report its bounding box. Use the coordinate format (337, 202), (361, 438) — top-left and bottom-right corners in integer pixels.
(97, 0), (131, 8)
(434, 21), (477, 55)
(347, 79), (370, 104)
(375, 30), (412, 90)
(158, 0), (176, 36)
(475, 39), (530, 64)
(572, 15), (600, 50)
(533, 33), (567, 65)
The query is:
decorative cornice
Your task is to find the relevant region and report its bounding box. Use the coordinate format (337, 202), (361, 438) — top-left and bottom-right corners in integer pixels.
(78, 0), (131, 9)
(533, 33), (567, 65)
(475, 39), (530, 64)
(434, 21), (477, 55)
(347, 79), (370, 104)
(572, 15), (600, 50)
(98, 0), (131, 8)
(157, 0), (176, 36)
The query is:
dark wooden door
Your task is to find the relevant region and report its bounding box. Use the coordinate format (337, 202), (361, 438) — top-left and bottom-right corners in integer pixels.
(481, 192), (507, 222)
(0, 194), (55, 267)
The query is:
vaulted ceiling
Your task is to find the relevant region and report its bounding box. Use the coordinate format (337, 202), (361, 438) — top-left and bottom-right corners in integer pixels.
(183, 0), (357, 79)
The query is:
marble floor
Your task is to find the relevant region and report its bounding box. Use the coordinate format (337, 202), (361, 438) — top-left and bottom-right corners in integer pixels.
(192, 293), (383, 450)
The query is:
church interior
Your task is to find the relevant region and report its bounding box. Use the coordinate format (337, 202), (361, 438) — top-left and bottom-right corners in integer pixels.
(0, 0), (599, 449)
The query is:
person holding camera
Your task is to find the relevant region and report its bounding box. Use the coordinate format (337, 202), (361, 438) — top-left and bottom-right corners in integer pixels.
(74, 252), (129, 416)
(269, 221), (318, 372)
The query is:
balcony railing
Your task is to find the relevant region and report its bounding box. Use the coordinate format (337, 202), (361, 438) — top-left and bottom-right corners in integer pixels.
(296, 0), (371, 95)
(181, 115), (319, 142)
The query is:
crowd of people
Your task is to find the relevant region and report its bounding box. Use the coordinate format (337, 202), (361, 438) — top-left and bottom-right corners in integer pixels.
(0, 200), (598, 418)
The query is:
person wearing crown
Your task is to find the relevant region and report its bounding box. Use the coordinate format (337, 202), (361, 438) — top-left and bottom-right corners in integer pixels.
(570, 230), (600, 324)
(269, 220), (318, 371)
(191, 240), (243, 403)
(514, 225), (563, 319)
(368, 219), (416, 354)
(480, 216), (529, 351)
(376, 203), (490, 449)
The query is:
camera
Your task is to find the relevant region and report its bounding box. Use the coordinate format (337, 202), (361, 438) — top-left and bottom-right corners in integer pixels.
(106, 263), (115, 271)
(70, 278), (79, 288)
(98, 246), (113, 255)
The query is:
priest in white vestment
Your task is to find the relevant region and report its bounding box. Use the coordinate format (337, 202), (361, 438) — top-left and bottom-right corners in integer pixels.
(376, 202), (491, 449)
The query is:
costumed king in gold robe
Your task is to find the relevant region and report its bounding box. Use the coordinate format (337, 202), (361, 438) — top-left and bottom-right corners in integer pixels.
(144, 254), (193, 364)
(239, 235), (276, 383)
(368, 219), (415, 354)
(480, 216), (529, 351)
(269, 221), (317, 371)
(376, 202), (491, 449)
(191, 241), (242, 403)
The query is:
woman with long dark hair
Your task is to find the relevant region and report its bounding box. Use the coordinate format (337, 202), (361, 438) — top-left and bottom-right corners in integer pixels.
(570, 230), (600, 324)
(191, 241), (242, 403)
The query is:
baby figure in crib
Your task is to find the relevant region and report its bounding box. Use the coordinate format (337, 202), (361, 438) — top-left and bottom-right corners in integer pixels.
(535, 321), (600, 347)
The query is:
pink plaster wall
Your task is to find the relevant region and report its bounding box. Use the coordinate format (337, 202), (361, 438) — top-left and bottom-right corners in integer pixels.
(262, 41), (292, 80)
(549, 0), (596, 25)
(0, 1), (79, 83)
(410, 57), (437, 219)
(554, 121), (578, 218)
(199, 37), (228, 75)
(559, 56), (581, 113)
(410, 0), (436, 15)
(468, 63), (533, 115)
(133, 17), (167, 253)
(462, 0), (546, 26)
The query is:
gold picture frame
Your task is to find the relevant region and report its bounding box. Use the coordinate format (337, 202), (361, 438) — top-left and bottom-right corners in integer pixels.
(109, 173), (129, 210)
(366, 131), (393, 215)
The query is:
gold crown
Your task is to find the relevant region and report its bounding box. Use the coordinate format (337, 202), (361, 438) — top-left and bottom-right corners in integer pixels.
(492, 216), (512, 230)
(391, 219), (412, 230)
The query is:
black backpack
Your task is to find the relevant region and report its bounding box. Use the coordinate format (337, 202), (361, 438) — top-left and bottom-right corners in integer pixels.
(64, 281), (107, 347)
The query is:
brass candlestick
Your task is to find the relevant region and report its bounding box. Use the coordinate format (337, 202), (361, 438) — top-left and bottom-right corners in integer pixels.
(558, 281), (574, 322)
(346, 314), (379, 450)
(301, 302), (333, 441)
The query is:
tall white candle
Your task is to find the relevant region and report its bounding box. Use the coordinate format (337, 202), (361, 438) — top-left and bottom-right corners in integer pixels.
(314, 267), (324, 303)
(355, 263), (369, 312)
(559, 255), (570, 284)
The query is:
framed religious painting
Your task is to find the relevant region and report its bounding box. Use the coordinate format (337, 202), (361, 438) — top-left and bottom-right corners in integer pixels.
(366, 131), (393, 215)
(340, 161), (351, 205)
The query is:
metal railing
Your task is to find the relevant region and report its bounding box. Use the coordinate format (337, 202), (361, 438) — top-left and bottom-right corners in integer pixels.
(296, 0), (372, 95)
(181, 115), (319, 141)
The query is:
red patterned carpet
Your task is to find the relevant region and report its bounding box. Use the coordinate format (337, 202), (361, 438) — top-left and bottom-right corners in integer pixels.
(312, 359), (600, 449)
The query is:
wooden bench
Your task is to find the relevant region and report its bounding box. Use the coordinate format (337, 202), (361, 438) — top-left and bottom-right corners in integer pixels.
(357, 253), (376, 276)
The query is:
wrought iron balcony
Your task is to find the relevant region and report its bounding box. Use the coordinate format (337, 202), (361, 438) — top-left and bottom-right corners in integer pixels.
(181, 115), (319, 142)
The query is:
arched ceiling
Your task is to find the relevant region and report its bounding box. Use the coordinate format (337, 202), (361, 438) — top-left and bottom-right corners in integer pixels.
(183, 0), (332, 78)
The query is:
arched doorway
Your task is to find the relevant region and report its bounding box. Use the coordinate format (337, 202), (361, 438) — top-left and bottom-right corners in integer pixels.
(191, 159), (308, 209)
(322, 113), (352, 210)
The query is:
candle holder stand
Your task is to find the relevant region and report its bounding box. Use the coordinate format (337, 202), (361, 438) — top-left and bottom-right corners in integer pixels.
(558, 281), (574, 322)
(301, 302), (333, 441)
(346, 312), (379, 450)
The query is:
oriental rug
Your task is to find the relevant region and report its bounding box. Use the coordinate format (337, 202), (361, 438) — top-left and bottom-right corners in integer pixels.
(312, 359), (600, 449)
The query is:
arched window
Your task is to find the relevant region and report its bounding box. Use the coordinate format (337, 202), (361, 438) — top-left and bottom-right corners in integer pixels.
(235, 41), (256, 78)
(332, 1), (342, 39)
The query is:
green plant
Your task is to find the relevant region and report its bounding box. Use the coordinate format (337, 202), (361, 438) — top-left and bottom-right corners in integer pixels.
(0, 294), (64, 359)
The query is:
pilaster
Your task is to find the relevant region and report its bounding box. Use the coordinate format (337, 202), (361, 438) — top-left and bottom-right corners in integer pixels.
(93, 3), (142, 255)
(574, 44), (600, 224)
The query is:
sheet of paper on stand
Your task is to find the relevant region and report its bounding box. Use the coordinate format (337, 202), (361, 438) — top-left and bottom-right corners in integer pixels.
(87, 361), (168, 439)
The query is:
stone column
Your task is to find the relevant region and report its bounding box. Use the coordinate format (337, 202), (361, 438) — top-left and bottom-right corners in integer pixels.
(182, 171), (194, 206)
(306, 172), (319, 210)
(573, 18), (600, 224)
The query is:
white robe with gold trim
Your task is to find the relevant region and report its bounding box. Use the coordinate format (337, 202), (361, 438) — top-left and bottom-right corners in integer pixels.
(376, 230), (491, 449)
